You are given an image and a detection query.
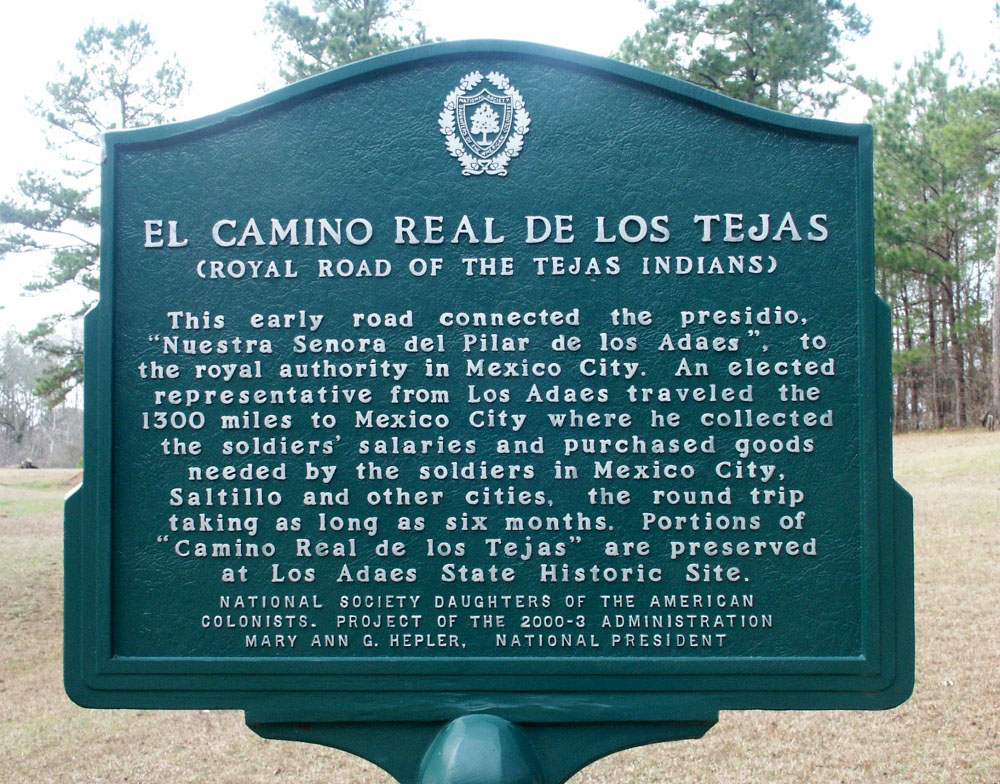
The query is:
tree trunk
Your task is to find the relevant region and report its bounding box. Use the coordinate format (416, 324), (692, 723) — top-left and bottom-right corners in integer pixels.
(902, 283), (917, 430)
(893, 296), (905, 431)
(928, 278), (941, 429)
(944, 277), (967, 427)
(992, 197), (1000, 427)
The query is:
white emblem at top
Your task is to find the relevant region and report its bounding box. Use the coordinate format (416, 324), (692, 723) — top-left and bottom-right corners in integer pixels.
(440, 71), (531, 176)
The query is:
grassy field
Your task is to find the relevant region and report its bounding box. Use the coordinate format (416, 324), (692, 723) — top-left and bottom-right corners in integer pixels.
(1, 431), (997, 783)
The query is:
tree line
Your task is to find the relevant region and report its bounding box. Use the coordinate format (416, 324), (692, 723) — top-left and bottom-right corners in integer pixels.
(0, 332), (81, 466)
(0, 0), (997, 459)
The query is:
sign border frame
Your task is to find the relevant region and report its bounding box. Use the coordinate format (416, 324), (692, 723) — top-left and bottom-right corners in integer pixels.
(65, 39), (914, 721)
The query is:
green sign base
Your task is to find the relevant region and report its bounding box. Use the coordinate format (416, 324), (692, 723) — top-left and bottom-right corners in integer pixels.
(247, 713), (718, 784)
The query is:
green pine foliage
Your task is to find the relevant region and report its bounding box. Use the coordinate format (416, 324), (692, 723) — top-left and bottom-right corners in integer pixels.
(0, 22), (186, 406)
(266, 0), (435, 83)
(617, 0), (869, 115)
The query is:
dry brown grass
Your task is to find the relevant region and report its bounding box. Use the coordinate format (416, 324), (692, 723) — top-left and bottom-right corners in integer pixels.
(1, 432), (997, 783)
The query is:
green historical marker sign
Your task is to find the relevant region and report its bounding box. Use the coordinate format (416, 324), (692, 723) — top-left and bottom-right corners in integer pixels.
(65, 41), (913, 784)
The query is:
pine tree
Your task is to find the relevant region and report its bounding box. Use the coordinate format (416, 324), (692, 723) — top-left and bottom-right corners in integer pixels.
(0, 22), (187, 405)
(616, 0), (869, 115)
(266, 0), (434, 83)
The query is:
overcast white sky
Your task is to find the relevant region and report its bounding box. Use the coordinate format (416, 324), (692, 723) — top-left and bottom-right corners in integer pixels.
(0, 0), (996, 332)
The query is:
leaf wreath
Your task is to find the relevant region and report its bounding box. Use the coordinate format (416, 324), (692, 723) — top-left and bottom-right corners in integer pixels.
(440, 71), (530, 176)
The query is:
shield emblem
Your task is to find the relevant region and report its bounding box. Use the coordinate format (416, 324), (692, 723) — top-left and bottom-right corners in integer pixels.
(456, 88), (514, 158)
